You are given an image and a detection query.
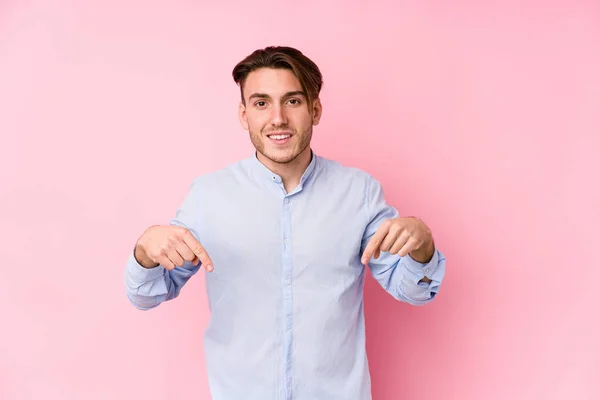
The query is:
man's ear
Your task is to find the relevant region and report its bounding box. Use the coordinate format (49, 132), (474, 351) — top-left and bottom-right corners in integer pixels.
(238, 101), (249, 130)
(312, 98), (323, 126)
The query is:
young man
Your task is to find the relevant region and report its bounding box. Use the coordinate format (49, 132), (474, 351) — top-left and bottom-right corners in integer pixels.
(125, 46), (446, 400)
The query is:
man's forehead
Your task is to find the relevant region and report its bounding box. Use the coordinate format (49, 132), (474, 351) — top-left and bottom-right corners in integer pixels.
(244, 68), (303, 95)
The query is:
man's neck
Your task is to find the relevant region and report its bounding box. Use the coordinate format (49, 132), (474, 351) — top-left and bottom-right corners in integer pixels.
(257, 147), (312, 193)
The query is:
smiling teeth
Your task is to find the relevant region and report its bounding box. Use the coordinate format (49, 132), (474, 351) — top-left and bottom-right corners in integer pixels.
(270, 135), (290, 139)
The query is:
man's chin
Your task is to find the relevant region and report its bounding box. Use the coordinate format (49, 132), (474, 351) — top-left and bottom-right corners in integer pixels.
(262, 150), (298, 165)
(269, 155), (297, 164)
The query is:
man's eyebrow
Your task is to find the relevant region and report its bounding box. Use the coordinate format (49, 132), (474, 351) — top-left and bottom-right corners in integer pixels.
(248, 93), (271, 100)
(282, 91), (307, 98)
(247, 91), (307, 101)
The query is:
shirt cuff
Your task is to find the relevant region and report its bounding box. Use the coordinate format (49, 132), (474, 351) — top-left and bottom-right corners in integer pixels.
(401, 247), (441, 281)
(126, 250), (166, 283)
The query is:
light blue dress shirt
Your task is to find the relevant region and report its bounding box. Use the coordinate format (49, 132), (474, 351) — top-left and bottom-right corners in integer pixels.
(124, 150), (446, 400)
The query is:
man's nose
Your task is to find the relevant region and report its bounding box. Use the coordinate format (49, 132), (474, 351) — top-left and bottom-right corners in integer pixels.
(269, 105), (287, 126)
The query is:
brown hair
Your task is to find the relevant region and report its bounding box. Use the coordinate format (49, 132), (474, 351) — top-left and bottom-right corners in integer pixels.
(232, 46), (323, 106)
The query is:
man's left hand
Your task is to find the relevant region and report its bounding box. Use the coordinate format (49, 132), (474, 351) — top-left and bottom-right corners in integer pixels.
(361, 217), (434, 265)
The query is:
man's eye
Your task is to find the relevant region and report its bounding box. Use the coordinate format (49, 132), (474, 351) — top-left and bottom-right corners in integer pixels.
(255, 101), (266, 107)
(288, 99), (301, 105)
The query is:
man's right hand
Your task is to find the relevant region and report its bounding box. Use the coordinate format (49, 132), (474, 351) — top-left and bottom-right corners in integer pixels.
(134, 225), (214, 272)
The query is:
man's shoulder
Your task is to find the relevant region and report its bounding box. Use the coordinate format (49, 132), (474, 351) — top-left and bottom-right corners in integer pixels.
(316, 155), (375, 184)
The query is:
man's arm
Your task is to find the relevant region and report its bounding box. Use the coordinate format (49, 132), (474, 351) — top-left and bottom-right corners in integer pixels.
(124, 179), (206, 310)
(124, 225), (202, 311)
(360, 175), (446, 306)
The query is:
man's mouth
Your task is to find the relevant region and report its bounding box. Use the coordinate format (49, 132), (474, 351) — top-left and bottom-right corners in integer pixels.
(267, 132), (292, 139)
(266, 132), (293, 144)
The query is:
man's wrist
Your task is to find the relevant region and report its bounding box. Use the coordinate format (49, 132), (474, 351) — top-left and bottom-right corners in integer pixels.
(409, 238), (435, 263)
(134, 245), (159, 269)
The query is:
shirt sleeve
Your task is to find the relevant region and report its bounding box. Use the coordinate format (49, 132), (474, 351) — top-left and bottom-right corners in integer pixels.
(124, 180), (203, 311)
(361, 175), (446, 306)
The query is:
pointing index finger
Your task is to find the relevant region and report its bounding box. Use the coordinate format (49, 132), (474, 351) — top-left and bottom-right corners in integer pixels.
(182, 230), (214, 272)
(361, 226), (388, 265)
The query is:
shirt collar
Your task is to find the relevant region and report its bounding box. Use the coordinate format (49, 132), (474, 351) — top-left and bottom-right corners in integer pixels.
(250, 149), (318, 188)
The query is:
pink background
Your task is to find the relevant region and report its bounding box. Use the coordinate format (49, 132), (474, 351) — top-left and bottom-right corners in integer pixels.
(1, 1), (599, 399)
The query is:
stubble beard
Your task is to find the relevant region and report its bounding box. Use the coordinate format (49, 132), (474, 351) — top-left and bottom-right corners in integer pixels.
(250, 126), (312, 165)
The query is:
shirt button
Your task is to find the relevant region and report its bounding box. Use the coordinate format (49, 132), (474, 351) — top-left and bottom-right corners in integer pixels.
(284, 279), (291, 285)
(285, 198), (290, 203)
(284, 238), (289, 244)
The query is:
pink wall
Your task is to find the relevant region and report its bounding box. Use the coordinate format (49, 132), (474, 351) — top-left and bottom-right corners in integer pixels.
(1, 1), (598, 399)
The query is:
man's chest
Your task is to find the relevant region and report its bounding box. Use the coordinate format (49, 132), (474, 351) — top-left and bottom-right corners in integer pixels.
(191, 186), (368, 280)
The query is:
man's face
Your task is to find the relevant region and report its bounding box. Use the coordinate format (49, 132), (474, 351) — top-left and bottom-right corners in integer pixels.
(238, 68), (322, 165)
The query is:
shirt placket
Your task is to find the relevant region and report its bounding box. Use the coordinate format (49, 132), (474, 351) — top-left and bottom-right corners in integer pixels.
(281, 194), (293, 400)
